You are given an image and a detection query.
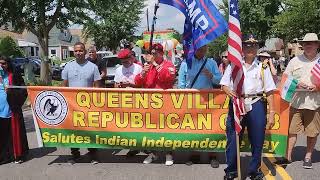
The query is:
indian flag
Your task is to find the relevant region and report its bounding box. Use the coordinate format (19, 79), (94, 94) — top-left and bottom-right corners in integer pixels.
(279, 74), (298, 102)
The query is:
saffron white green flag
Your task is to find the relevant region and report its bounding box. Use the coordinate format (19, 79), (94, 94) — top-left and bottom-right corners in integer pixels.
(280, 74), (298, 102)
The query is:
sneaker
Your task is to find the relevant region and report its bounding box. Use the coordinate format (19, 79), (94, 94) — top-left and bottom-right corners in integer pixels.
(186, 154), (200, 166)
(165, 154), (174, 166)
(302, 158), (312, 169)
(90, 159), (99, 165)
(210, 158), (219, 168)
(249, 170), (264, 180)
(67, 155), (81, 165)
(143, 153), (158, 164)
(274, 158), (292, 165)
(14, 160), (23, 164)
(224, 172), (237, 180)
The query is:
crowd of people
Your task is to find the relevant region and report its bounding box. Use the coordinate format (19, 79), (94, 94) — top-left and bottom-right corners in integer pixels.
(0, 32), (319, 180)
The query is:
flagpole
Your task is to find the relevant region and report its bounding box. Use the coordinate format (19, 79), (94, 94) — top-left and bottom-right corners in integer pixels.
(149, 0), (160, 53)
(236, 133), (241, 180)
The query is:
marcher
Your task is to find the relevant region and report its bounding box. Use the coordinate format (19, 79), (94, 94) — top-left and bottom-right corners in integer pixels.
(87, 46), (107, 86)
(258, 51), (278, 83)
(220, 35), (276, 180)
(0, 55), (29, 165)
(135, 43), (176, 166)
(184, 45), (222, 168)
(177, 59), (188, 89)
(114, 49), (143, 88)
(276, 33), (320, 169)
(114, 49), (143, 157)
(219, 51), (230, 74)
(62, 42), (101, 165)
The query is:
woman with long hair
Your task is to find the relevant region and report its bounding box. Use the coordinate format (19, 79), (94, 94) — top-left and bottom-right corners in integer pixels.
(0, 55), (29, 165)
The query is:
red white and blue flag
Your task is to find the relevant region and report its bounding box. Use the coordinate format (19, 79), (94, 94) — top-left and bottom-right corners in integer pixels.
(311, 58), (320, 83)
(159, 0), (228, 68)
(227, 0), (246, 134)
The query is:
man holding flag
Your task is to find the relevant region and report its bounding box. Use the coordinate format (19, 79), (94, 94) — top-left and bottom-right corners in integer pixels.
(158, 0), (228, 168)
(220, 34), (276, 179)
(278, 33), (320, 169)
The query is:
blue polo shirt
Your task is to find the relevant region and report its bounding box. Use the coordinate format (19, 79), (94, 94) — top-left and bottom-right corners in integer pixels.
(186, 57), (222, 89)
(0, 70), (11, 118)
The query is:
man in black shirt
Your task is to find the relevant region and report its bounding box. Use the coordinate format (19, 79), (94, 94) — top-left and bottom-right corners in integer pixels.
(87, 46), (107, 86)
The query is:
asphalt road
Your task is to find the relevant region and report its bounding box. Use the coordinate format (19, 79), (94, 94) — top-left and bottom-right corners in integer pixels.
(0, 110), (319, 180)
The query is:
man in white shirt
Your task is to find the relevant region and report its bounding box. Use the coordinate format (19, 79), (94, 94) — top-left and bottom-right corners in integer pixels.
(114, 49), (142, 88)
(220, 35), (276, 180)
(277, 33), (320, 169)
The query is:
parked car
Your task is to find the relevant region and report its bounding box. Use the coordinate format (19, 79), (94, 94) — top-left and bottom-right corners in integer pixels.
(102, 55), (122, 87)
(12, 57), (28, 73)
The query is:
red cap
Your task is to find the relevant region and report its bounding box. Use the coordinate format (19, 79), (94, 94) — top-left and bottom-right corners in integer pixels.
(117, 49), (132, 59)
(152, 43), (163, 52)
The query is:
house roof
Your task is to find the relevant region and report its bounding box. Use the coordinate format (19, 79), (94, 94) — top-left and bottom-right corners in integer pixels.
(48, 26), (81, 47)
(69, 28), (95, 48)
(0, 29), (23, 39)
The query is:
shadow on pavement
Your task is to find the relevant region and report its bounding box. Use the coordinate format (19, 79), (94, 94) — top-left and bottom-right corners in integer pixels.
(26, 147), (57, 162)
(47, 150), (254, 177)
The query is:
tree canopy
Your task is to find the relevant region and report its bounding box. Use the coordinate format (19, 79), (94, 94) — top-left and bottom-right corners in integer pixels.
(83, 0), (145, 50)
(272, 0), (320, 41)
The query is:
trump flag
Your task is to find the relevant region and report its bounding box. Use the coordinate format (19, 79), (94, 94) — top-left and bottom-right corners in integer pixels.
(159, 0), (228, 67)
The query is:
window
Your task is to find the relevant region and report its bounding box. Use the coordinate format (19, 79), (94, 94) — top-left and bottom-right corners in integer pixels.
(30, 47), (35, 56)
(36, 47), (39, 56)
(51, 49), (56, 55)
(63, 49), (68, 60)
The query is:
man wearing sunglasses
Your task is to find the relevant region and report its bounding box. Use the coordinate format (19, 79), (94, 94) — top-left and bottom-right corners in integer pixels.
(134, 43), (176, 166)
(135, 43), (176, 89)
(220, 35), (276, 180)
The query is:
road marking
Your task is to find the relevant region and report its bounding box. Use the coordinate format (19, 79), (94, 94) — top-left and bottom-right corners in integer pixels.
(261, 159), (276, 180)
(264, 153), (292, 180)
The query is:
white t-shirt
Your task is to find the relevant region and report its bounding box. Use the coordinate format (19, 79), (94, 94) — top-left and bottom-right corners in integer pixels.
(284, 53), (320, 110)
(114, 63), (142, 84)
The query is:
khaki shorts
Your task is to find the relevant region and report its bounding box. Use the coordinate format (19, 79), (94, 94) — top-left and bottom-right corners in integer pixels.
(289, 107), (320, 137)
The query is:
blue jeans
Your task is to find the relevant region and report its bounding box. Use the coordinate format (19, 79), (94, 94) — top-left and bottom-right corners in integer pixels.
(224, 99), (266, 175)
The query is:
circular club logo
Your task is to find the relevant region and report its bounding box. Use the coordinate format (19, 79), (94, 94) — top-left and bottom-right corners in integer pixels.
(35, 91), (68, 126)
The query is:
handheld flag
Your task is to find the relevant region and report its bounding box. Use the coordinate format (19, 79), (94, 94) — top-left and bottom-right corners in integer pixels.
(159, 0), (228, 68)
(311, 58), (320, 84)
(279, 73), (298, 102)
(227, 0), (245, 134)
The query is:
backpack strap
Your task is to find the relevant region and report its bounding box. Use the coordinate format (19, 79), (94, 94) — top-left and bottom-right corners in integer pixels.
(190, 58), (208, 88)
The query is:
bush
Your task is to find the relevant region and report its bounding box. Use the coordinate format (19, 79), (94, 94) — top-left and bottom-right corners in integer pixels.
(0, 36), (24, 57)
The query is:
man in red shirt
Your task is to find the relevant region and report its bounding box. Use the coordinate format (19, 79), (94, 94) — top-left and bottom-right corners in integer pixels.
(134, 43), (176, 166)
(135, 43), (176, 89)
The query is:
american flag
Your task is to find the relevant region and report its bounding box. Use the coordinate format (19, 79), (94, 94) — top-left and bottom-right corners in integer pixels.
(227, 0), (246, 134)
(311, 59), (320, 82)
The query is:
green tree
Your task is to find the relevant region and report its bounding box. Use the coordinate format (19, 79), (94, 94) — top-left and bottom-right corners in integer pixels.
(83, 0), (145, 50)
(0, 36), (24, 57)
(217, 0), (282, 40)
(207, 35), (227, 59)
(0, 0), (95, 84)
(239, 0), (282, 40)
(272, 0), (320, 41)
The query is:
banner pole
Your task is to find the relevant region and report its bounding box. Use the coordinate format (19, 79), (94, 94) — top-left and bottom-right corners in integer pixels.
(236, 134), (241, 180)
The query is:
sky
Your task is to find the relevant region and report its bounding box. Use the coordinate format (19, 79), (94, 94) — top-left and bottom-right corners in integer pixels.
(135, 0), (223, 35)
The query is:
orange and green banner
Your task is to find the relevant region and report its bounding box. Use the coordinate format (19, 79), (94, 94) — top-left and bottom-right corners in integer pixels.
(27, 86), (289, 156)
(143, 30), (175, 43)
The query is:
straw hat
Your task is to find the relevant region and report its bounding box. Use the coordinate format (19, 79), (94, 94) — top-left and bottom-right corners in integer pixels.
(258, 52), (271, 58)
(298, 33), (320, 43)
